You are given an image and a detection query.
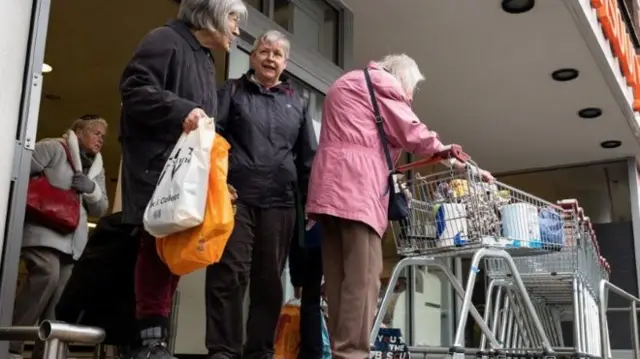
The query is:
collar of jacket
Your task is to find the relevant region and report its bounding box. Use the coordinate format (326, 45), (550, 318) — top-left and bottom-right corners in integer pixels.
(242, 69), (294, 95)
(166, 19), (206, 51)
(60, 130), (104, 180)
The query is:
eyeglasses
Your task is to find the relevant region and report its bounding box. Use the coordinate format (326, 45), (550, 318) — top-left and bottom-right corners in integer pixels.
(79, 114), (102, 121)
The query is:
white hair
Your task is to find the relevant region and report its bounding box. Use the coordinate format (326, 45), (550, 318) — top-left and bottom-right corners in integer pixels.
(252, 30), (291, 58)
(375, 54), (424, 96)
(178, 0), (248, 37)
(71, 115), (108, 133)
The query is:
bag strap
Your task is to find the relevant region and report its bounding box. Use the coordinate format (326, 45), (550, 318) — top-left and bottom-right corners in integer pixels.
(58, 141), (77, 172)
(364, 68), (394, 172)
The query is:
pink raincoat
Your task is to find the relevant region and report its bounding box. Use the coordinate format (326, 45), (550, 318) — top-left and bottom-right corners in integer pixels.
(306, 62), (446, 237)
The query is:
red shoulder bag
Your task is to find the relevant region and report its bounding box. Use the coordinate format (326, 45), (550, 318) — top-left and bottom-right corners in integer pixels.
(26, 142), (81, 234)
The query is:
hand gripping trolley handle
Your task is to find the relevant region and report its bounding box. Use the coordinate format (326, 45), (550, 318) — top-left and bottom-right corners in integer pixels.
(370, 145), (562, 359)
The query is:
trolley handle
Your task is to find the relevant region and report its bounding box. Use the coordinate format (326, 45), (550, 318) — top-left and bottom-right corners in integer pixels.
(395, 144), (470, 173)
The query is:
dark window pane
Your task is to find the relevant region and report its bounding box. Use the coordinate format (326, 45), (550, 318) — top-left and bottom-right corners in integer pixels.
(320, 5), (339, 64)
(245, 0), (264, 13)
(271, 0), (340, 65)
(273, 0), (293, 31)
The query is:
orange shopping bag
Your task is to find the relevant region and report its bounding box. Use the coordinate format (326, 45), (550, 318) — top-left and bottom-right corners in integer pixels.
(156, 134), (234, 276)
(274, 300), (301, 359)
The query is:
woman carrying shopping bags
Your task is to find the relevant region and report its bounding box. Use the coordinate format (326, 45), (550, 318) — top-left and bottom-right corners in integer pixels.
(118, 1), (247, 359)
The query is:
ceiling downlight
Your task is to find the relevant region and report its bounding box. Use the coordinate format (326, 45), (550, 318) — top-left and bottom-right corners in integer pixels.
(600, 140), (621, 149)
(551, 68), (579, 82)
(577, 107), (602, 119)
(501, 0), (535, 14)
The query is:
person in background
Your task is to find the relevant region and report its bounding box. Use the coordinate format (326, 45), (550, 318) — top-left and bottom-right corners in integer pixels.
(289, 222), (324, 359)
(205, 29), (317, 359)
(118, 0), (246, 358)
(379, 277), (407, 328)
(305, 54), (494, 359)
(10, 114), (109, 359)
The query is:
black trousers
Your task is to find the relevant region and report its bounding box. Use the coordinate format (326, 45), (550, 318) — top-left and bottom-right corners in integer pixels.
(289, 238), (324, 359)
(205, 203), (296, 359)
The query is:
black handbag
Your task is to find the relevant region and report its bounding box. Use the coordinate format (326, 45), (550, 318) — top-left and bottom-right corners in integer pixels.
(364, 68), (410, 221)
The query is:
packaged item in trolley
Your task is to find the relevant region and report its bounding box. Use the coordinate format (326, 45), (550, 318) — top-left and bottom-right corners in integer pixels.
(500, 202), (542, 248)
(434, 203), (468, 247)
(538, 207), (565, 249)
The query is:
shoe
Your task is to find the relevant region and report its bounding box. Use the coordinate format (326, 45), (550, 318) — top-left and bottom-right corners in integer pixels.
(133, 341), (176, 359)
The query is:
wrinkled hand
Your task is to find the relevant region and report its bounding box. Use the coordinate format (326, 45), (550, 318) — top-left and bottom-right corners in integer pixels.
(228, 184), (238, 203)
(294, 287), (302, 299)
(183, 108), (207, 133)
(71, 173), (95, 194)
(305, 214), (316, 230)
(480, 169), (495, 183)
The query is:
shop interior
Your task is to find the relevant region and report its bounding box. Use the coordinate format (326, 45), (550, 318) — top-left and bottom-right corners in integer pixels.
(12, 0), (639, 354)
(19, 0), (226, 355)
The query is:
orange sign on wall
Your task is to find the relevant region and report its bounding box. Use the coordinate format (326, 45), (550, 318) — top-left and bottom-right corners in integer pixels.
(592, 0), (640, 110)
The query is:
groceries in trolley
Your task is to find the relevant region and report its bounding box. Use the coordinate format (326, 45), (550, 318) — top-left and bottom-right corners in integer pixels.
(393, 171), (567, 256)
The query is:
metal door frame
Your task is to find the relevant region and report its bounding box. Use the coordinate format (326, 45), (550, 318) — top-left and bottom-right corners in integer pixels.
(0, 0), (51, 356)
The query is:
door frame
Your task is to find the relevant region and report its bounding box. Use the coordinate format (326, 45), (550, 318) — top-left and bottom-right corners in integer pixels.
(0, 0), (51, 347)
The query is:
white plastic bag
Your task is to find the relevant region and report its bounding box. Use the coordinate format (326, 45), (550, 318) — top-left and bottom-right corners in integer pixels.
(143, 117), (215, 238)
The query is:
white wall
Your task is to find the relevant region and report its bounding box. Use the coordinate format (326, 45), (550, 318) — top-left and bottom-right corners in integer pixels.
(0, 0), (34, 250)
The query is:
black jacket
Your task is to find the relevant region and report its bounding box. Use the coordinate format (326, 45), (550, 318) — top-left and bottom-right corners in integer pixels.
(217, 72), (317, 208)
(118, 20), (218, 225)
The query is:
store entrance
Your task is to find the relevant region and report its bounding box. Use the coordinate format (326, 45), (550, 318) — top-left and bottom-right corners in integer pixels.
(1, 0), (228, 356)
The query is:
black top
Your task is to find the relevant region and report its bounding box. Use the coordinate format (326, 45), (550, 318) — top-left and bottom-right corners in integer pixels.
(118, 19), (218, 225)
(217, 71), (317, 208)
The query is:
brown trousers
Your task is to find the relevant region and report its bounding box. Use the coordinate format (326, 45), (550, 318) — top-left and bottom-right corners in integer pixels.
(320, 216), (383, 359)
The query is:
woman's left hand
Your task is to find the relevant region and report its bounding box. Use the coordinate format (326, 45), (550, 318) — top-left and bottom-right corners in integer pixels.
(228, 184), (238, 203)
(305, 214), (316, 230)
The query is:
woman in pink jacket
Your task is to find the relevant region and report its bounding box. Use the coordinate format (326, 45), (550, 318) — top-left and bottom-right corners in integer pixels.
(305, 54), (493, 359)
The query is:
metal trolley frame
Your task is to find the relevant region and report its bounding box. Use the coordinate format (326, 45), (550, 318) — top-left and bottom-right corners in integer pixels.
(482, 199), (611, 358)
(370, 146), (567, 358)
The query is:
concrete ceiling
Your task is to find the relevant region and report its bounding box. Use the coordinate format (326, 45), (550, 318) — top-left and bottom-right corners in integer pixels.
(348, 0), (640, 173)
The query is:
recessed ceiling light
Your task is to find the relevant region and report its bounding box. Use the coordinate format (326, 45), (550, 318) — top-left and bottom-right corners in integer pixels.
(578, 107), (602, 119)
(600, 140), (621, 149)
(551, 68), (579, 82)
(42, 63), (52, 73)
(501, 0), (535, 14)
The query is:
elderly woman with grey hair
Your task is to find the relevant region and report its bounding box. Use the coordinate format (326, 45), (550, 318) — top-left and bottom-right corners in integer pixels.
(9, 114), (109, 359)
(306, 54), (493, 358)
(118, 0), (246, 359)
(205, 29), (317, 359)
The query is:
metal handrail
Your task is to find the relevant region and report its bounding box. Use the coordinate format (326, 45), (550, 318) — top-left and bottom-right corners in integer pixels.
(38, 321), (104, 344)
(599, 280), (640, 359)
(0, 326), (39, 342)
(0, 321), (105, 359)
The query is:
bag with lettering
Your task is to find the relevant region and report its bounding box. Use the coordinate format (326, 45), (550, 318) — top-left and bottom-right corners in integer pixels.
(143, 117), (216, 238)
(370, 328), (409, 359)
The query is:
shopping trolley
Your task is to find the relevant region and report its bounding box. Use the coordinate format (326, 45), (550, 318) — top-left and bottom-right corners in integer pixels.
(482, 199), (611, 358)
(371, 146), (566, 358)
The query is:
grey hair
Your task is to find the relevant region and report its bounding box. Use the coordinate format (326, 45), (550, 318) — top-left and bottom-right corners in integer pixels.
(178, 0), (248, 36)
(375, 54), (425, 96)
(252, 30), (291, 58)
(71, 116), (108, 133)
